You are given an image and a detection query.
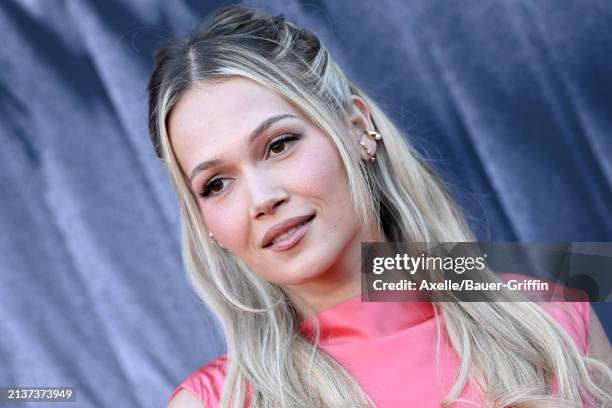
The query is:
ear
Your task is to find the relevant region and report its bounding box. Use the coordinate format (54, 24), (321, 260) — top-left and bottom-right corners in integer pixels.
(348, 95), (377, 161)
(348, 95), (375, 135)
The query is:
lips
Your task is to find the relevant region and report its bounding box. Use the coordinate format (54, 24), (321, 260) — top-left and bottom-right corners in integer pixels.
(261, 213), (316, 248)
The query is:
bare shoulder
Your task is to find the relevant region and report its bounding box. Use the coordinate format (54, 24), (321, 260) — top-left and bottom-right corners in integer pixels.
(167, 388), (205, 408)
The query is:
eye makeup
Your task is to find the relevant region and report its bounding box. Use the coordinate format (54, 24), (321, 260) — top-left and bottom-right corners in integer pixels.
(197, 132), (302, 198)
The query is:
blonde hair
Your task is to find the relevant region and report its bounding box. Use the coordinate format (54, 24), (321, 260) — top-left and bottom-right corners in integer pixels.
(147, 5), (612, 407)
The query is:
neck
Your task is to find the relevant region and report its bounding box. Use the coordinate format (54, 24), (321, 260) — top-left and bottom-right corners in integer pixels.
(285, 223), (386, 320)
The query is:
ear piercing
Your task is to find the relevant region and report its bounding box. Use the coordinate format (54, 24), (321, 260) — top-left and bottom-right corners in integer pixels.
(360, 140), (371, 155)
(209, 232), (226, 249)
(360, 129), (382, 162)
(365, 130), (382, 141)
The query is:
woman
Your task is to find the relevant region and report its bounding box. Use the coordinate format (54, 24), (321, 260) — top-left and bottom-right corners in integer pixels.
(147, 5), (611, 407)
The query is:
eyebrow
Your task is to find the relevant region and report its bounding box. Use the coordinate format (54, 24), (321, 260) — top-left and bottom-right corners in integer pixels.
(188, 113), (298, 184)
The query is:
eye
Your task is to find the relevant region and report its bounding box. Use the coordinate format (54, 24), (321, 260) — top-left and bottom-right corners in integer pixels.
(198, 176), (229, 198)
(266, 133), (301, 158)
(197, 133), (301, 199)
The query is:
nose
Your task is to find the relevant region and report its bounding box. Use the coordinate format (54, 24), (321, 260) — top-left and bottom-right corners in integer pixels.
(248, 173), (289, 219)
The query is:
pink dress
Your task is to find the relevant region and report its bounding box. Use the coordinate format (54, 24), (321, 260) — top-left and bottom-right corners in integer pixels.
(169, 275), (591, 407)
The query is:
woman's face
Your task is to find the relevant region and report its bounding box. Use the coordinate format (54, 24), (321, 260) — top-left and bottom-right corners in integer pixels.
(168, 76), (377, 307)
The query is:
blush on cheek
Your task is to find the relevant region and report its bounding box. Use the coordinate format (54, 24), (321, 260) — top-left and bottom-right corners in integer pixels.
(291, 138), (346, 197)
(201, 206), (246, 249)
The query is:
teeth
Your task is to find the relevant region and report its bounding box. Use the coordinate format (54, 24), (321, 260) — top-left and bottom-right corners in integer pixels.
(271, 226), (299, 244)
(270, 220), (308, 245)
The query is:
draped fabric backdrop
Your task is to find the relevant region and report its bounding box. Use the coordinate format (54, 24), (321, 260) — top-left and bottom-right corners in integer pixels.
(1, 0), (610, 406)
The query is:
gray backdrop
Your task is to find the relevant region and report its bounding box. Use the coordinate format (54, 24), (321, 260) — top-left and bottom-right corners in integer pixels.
(1, 0), (610, 406)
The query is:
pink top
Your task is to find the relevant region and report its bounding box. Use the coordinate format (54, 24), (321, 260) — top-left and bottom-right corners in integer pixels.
(170, 275), (591, 407)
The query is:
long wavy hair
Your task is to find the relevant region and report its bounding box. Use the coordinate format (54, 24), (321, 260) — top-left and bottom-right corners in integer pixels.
(147, 5), (611, 408)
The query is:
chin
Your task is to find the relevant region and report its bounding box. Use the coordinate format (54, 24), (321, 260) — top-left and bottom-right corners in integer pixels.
(298, 254), (341, 281)
(271, 259), (327, 286)
(277, 268), (323, 286)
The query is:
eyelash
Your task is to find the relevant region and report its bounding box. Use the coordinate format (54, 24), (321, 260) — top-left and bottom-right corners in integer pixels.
(197, 133), (301, 198)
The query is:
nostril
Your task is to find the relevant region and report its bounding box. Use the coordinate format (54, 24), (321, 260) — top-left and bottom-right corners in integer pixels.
(272, 198), (286, 210)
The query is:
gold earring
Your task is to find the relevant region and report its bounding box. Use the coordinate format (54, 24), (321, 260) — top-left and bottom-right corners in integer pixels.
(365, 130), (381, 162)
(360, 139), (375, 161)
(360, 140), (371, 155)
(360, 134), (378, 162)
(365, 130), (382, 141)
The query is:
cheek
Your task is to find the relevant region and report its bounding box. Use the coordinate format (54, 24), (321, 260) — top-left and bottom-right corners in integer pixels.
(200, 201), (248, 249)
(290, 136), (349, 198)
(198, 135), (353, 252)
(295, 135), (358, 234)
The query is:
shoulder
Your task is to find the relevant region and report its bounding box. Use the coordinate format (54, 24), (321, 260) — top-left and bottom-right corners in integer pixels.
(539, 301), (611, 363)
(499, 272), (591, 355)
(537, 300), (591, 355)
(167, 353), (229, 408)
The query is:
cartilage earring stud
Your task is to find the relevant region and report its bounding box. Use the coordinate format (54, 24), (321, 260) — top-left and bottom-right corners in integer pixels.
(365, 130), (382, 140)
(209, 232), (214, 238)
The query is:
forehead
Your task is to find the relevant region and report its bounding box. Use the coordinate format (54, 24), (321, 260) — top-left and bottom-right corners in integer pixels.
(168, 76), (301, 173)
(168, 76), (297, 143)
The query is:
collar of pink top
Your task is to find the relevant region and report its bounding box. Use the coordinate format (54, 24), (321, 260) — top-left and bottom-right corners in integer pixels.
(298, 293), (435, 346)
